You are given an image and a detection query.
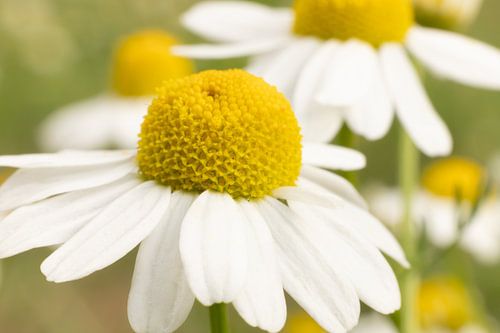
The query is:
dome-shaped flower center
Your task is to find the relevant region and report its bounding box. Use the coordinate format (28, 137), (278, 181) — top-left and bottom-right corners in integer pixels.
(137, 69), (302, 200)
(418, 277), (474, 330)
(422, 157), (485, 203)
(293, 0), (414, 46)
(112, 30), (193, 97)
(414, 0), (482, 30)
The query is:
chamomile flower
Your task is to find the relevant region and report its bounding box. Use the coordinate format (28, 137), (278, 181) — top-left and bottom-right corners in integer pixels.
(175, 0), (500, 156)
(367, 157), (500, 264)
(0, 70), (406, 333)
(414, 0), (484, 30)
(38, 29), (193, 151)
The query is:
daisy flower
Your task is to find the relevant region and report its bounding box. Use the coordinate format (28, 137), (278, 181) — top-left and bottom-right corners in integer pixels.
(0, 70), (407, 333)
(174, 0), (500, 156)
(367, 157), (500, 264)
(414, 0), (484, 30)
(38, 29), (193, 151)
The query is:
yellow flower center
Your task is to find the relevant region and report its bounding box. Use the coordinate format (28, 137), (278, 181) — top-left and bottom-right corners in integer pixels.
(422, 157), (486, 203)
(137, 69), (302, 200)
(418, 277), (475, 330)
(111, 30), (193, 97)
(286, 312), (325, 333)
(293, 0), (414, 46)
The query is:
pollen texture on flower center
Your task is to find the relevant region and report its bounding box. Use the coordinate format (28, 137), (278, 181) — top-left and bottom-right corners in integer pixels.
(137, 69), (302, 200)
(293, 0), (414, 46)
(422, 157), (485, 203)
(112, 30), (193, 97)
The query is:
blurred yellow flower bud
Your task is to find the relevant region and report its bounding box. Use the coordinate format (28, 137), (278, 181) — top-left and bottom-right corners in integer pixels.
(414, 0), (483, 30)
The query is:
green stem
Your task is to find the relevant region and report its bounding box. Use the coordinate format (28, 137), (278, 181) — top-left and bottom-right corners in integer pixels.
(399, 128), (420, 333)
(209, 304), (230, 333)
(337, 126), (359, 186)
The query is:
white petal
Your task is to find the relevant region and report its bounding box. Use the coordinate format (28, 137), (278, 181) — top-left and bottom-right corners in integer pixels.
(128, 191), (196, 333)
(179, 191), (248, 306)
(299, 165), (367, 209)
(302, 143), (366, 171)
(181, 1), (292, 42)
(293, 41), (339, 116)
(0, 159), (136, 211)
(380, 43), (452, 157)
(110, 97), (150, 149)
(172, 37), (292, 59)
(258, 198), (360, 333)
(407, 26), (500, 90)
(299, 107), (344, 143)
(41, 181), (171, 282)
(233, 201), (286, 333)
(249, 38), (320, 97)
(273, 184), (409, 267)
(364, 186), (404, 227)
(344, 57), (394, 140)
(316, 40), (376, 107)
(0, 175), (140, 258)
(350, 314), (398, 333)
(287, 198), (401, 314)
(420, 195), (459, 247)
(0, 150), (135, 168)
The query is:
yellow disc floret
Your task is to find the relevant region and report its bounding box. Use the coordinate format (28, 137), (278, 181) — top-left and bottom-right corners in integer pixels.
(112, 30), (193, 97)
(422, 157), (486, 203)
(293, 0), (414, 46)
(285, 312), (325, 333)
(137, 69), (302, 200)
(418, 276), (475, 330)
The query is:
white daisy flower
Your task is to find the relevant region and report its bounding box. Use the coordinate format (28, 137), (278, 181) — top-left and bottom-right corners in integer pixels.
(174, 0), (500, 156)
(366, 157), (500, 264)
(38, 29), (193, 152)
(414, 0), (484, 30)
(0, 70), (407, 333)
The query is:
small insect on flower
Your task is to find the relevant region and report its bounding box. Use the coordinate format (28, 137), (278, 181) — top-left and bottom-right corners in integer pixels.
(175, 0), (500, 157)
(38, 29), (193, 151)
(367, 157), (500, 264)
(0, 70), (406, 333)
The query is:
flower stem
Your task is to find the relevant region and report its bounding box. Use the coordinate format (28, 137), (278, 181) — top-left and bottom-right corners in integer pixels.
(399, 128), (420, 333)
(337, 126), (359, 186)
(209, 304), (230, 333)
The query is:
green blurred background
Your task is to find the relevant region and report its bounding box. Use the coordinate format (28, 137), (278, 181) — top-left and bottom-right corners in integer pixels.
(0, 0), (499, 332)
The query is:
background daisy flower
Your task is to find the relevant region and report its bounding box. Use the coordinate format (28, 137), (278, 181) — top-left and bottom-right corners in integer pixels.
(38, 29), (193, 151)
(366, 157), (500, 264)
(415, 0), (484, 30)
(174, 0), (500, 156)
(0, 70), (406, 333)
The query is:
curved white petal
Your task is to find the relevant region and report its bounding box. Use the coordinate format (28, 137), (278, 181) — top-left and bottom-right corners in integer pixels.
(128, 191), (196, 333)
(273, 183), (409, 267)
(286, 196), (401, 314)
(351, 314), (398, 333)
(233, 201), (286, 333)
(407, 26), (500, 90)
(299, 165), (367, 208)
(249, 38), (320, 97)
(258, 198), (360, 333)
(316, 40), (376, 107)
(41, 181), (171, 282)
(181, 1), (292, 43)
(302, 143), (366, 171)
(179, 191), (248, 306)
(172, 37), (292, 59)
(0, 150), (135, 168)
(111, 100), (149, 149)
(380, 43), (452, 157)
(0, 175), (140, 258)
(421, 195), (459, 247)
(300, 108), (344, 143)
(0, 159), (136, 211)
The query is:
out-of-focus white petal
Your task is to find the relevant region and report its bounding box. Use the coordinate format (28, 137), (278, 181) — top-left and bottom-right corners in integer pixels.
(172, 37), (292, 59)
(41, 181), (171, 282)
(302, 143), (366, 171)
(299, 107), (344, 143)
(0, 159), (136, 211)
(258, 198), (360, 333)
(179, 191), (248, 306)
(380, 43), (452, 157)
(407, 26), (500, 90)
(350, 314), (398, 333)
(233, 201), (286, 333)
(181, 1), (292, 42)
(0, 175), (140, 258)
(128, 192), (196, 333)
(420, 193), (459, 247)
